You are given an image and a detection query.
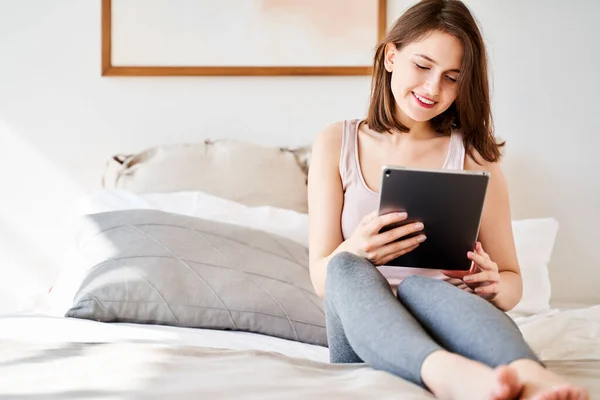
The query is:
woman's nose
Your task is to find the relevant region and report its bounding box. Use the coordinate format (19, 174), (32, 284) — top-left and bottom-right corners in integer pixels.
(424, 76), (441, 97)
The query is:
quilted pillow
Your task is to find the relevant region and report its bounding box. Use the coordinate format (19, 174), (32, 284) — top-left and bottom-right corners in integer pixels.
(102, 140), (309, 213)
(64, 209), (326, 347)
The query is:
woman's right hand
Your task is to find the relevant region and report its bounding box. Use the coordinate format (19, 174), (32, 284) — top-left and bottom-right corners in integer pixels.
(343, 211), (427, 266)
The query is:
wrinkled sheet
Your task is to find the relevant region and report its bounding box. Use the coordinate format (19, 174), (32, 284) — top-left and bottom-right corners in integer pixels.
(1, 305), (599, 399)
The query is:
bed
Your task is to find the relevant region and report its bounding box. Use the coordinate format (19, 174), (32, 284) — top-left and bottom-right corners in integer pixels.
(2, 140), (598, 399)
(2, 304), (599, 399)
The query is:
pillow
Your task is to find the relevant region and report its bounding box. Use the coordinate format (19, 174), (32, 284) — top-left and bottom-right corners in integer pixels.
(46, 190), (311, 316)
(509, 218), (559, 316)
(101, 140), (309, 213)
(63, 209), (327, 347)
(71, 189), (309, 247)
(284, 145), (311, 181)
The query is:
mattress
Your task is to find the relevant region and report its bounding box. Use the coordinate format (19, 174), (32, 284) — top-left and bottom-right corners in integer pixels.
(1, 303), (599, 399)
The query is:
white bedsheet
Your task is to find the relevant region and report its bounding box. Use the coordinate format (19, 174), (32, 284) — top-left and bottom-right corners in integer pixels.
(2, 302), (598, 364)
(0, 313), (329, 363)
(1, 304), (599, 399)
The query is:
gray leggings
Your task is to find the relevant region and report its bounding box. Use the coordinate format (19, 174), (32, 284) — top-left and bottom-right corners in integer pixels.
(325, 252), (542, 389)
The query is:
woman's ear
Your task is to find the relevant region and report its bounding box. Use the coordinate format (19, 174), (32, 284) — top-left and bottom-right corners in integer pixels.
(384, 43), (397, 72)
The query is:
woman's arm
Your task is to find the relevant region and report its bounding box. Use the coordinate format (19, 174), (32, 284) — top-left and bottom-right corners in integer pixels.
(307, 122), (348, 299)
(465, 154), (523, 311)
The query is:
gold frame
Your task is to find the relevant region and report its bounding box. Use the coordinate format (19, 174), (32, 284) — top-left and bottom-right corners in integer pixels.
(101, 0), (387, 76)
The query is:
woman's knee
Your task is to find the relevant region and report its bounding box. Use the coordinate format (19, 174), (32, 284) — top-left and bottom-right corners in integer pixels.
(325, 251), (370, 293)
(327, 251), (364, 279)
(396, 275), (449, 300)
(398, 275), (440, 290)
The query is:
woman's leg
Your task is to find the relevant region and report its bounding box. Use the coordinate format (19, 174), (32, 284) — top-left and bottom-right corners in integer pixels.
(325, 252), (528, 399)
(394, 275), (541, 368)
(325, 252), (443, 387)
(396, 275), (590, 399)
(324, 293), (363, 364)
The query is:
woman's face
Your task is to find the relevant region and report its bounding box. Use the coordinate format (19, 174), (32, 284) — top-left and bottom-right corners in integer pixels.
(385, 31), (464, 125)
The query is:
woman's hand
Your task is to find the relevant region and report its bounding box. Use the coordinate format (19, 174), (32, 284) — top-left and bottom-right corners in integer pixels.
(343, 211), (427, 266)
(442, 242), (501, 301)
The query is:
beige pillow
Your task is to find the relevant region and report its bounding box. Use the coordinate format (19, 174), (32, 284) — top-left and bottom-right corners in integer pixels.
(102, 140), (309, 213)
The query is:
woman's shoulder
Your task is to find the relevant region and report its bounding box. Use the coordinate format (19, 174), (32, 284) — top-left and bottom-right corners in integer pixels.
(318, 120), (345, 136)
(310, 119), (359, 176)
(312, 120), (350, 154)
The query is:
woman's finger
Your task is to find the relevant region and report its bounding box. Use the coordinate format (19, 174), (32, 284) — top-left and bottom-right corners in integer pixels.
(377, 225), (426, 249)
(474, 282), (499, 295)
(370, 212), (408, 235)
(463, 271), (498, 284)
(476, 242), (491, 260)
(361, 210), (380, 225)
(467, 251), (497, 271)
(446, 278), (465, 287)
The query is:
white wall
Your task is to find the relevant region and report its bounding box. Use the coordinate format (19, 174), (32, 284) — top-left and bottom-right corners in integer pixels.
(0, 0), (598, 305)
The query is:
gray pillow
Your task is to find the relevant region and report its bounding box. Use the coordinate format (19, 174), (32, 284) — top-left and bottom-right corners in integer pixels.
(65, 209), (327, 347)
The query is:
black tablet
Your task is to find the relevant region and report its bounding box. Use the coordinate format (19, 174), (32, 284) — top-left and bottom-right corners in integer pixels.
(377, 165), (490, 271)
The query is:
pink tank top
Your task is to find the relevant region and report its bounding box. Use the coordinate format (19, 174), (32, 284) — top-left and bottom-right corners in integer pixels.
(339, 119), (466, 289)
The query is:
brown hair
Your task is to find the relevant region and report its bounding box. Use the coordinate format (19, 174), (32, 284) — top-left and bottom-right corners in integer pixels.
(366, 0), (504, 163)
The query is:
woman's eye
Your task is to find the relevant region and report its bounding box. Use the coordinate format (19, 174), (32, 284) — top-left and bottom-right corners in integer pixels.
(414, 62), (457, 82)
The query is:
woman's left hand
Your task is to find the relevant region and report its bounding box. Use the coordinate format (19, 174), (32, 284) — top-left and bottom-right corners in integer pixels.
(442, 242), (501, 301)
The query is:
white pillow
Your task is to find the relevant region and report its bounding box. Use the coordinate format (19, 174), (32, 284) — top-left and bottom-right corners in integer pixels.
(71, 189), (309, 246)
(510, 218), (559, 316)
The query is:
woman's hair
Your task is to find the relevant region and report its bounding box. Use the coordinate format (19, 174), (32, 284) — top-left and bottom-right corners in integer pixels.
(366, 0), (504, 163)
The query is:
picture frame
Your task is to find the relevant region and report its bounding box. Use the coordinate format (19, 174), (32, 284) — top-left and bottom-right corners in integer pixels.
(101, 0), (387, 76)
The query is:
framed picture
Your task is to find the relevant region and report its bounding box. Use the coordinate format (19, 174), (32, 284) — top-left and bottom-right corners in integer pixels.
(101, 0), (387, 76)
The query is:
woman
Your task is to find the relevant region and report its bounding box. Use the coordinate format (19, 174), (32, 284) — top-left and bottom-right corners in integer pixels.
(307, 1), (589, 399)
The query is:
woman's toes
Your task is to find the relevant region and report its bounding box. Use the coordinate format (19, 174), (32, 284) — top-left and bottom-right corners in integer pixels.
(530, 385), (590, 400)
(492, 366), (522, 399)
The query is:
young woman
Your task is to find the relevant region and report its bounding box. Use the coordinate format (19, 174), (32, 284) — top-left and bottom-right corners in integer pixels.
(307, 1), (589, 399)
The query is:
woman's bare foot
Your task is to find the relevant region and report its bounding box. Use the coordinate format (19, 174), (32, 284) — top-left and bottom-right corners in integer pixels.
(421, 350), (523, 400)
(509, 359), (589, 400)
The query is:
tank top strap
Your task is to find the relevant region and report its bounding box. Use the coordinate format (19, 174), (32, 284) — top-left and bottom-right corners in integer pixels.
(339, 119), (361, 189)
(445, 131), (466, 170)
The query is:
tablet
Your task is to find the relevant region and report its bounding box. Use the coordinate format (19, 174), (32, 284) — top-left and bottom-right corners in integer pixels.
(377, 165), (490, 271)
